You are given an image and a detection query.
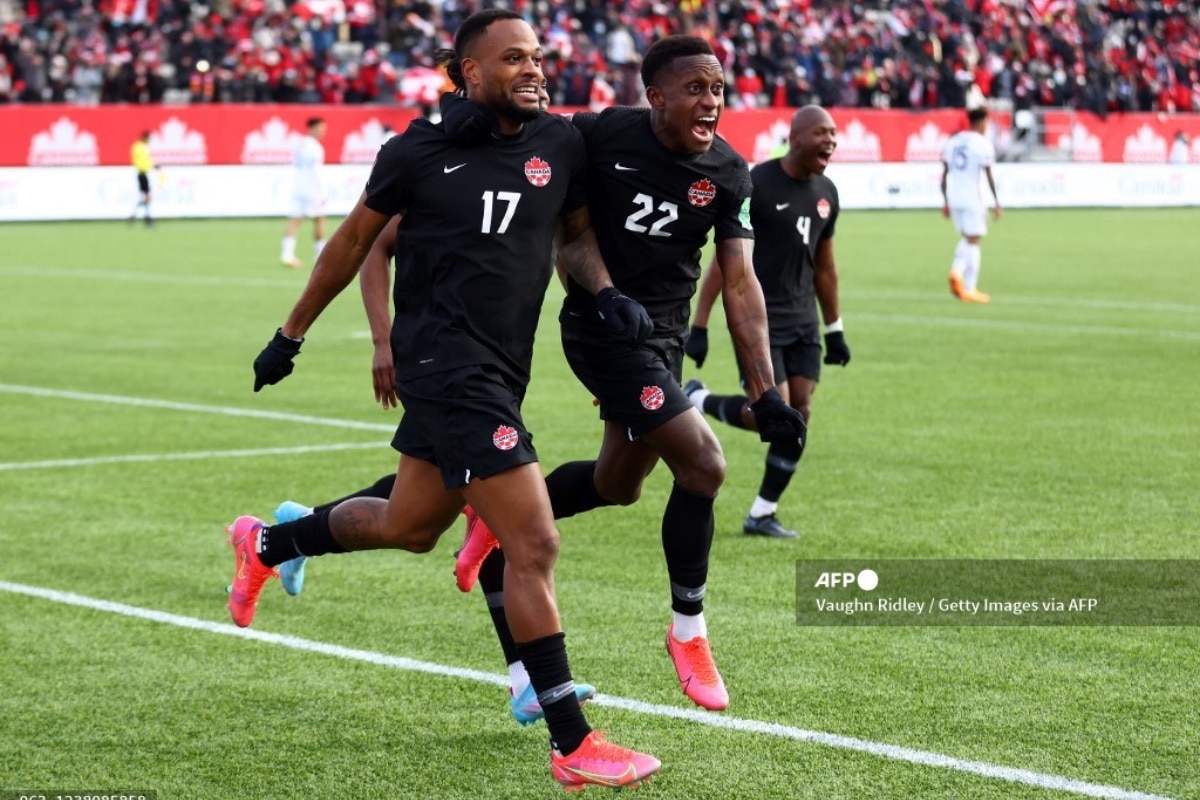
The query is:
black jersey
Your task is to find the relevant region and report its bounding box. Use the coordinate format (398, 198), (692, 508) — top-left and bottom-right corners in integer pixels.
(748, 159), (839, 336)
(563, 107), (753, 337)
(365, 112), (587, 387)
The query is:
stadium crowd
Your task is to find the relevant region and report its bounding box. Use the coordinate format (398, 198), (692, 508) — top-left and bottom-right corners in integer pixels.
(0, 0), (1197, 114)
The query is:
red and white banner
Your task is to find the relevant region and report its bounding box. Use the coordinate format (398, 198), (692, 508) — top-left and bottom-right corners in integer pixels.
(0, 105), (1197, 166)
(2, 105), (421, 168)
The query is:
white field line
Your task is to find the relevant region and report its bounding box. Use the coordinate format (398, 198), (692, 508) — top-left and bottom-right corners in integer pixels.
(853, 312), (1200, 341)
(0, 384), (395, 432)
(0, 441), (384, 472)
(0, 581), (1177, 800)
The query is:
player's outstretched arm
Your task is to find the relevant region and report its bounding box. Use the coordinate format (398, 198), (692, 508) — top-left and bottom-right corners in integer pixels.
(717, 236), (807, 445)
(715, 237), (772, 397)
(360, 214), (401, 409)
(281, 192), (390, 340)
(813, 237), (850, 366)
(984, 166), (1001, 220)
(253, 193), (390, 393)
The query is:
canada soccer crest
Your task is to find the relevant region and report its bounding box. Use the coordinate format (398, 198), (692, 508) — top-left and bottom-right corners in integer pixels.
(493, 424), (519, 451)
(640, 386), (665, 411)
(524, 157), (551, 187)
(687, 178), (717, 207)
(817, 198), (831, 219)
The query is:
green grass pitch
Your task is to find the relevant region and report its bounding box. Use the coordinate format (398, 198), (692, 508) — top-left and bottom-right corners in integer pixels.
(0, 209), (1197, 799)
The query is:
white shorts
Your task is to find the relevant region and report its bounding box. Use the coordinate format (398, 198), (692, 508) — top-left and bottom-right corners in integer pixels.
(289, 194), (325, 219)
(950, 206), (987, 237)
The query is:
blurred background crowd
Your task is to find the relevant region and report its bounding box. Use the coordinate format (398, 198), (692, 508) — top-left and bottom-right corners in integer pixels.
(1, 0), (1197, 114)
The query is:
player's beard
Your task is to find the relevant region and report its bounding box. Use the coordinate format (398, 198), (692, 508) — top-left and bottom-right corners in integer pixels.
(491, 90), (542, 124)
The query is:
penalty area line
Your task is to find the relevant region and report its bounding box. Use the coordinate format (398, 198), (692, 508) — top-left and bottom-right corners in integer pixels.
(0, 581), (1177, 800)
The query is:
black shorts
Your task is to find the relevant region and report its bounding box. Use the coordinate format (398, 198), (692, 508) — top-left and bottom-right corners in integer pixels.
(392, 365), (538, 489)
(137, 172), (150, 194)
(738, 321), (822, 388)
(561, 329), (693, 440)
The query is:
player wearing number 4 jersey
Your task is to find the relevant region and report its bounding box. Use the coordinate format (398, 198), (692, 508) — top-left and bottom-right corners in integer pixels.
(230, 9), (658, 791)
(684, 106), (849, 540)
(941, 106), (1000, 303)
(459, 35), (807, 714)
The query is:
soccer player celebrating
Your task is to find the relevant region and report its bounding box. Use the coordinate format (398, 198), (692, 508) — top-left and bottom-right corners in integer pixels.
(458, 35), (807, 713)
(941, 106), (1001, 302)
(683, 105), (849, 540)
(229, 9), (659, 790)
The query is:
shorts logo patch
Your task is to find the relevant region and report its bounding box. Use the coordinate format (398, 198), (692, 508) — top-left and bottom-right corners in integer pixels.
(492, 424), (519, 451)
(640, 385), (665, 411)
(524, 157), (552, 187)
(817, 198), (831, 219)
(688, 178), (717, 207)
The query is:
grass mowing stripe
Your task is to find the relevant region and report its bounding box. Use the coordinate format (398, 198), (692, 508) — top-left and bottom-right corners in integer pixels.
(844, 290), (1200, 315)
(9, 264), (1199, 316)
(0, 441), (384, 471)
(0, 384), (395, 432)
(0, 264), (301, 289)
(0, 580), (1177, 800)
(854, 312), (1200, 341)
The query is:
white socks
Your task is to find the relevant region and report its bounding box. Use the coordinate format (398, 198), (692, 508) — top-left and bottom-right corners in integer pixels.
(314, 238), (327, 258)
(687, 386), (709, 411)
(281, 236), (297, 260)
(672, 610), (708, 642)
(964, 243), (982, 291)
(749, 496), (778, 519)
(508, 660), (530, 695)
(951, 239), (968, 278)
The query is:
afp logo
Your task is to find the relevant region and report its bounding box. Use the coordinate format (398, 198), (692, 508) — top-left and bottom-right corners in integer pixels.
(814, 568), (879, 591)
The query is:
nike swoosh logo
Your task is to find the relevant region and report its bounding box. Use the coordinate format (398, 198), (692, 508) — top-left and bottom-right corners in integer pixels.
(614, 163), (638, 171)
(775, 202), (790, 210)
(443, 164), (466, 174)
(236, 551), (248, 582)
(560, 763), (639, 786)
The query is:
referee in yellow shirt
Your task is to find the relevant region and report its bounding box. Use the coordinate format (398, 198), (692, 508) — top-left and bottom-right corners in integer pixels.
(130, 130), (157, 227)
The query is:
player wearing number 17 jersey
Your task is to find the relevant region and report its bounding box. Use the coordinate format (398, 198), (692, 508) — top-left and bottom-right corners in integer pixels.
(461, 35), (807, 713)
(232, 9), (659, 790)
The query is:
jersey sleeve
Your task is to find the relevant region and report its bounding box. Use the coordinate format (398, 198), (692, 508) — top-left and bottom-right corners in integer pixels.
(712, 162), (754, 243)
(363, 134), (414, 217)
(569, 111), (599, 143)
(822, 182), (840, 240)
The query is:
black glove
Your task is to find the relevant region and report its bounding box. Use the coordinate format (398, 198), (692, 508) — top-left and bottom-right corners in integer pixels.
(595, 287), (653, 345)
(683, 325), (709, 368)
(823, 331), (851, 366)
(440, 92), (497, 146)
(750, 387), (808, 448)
(253, 329), (303, 392)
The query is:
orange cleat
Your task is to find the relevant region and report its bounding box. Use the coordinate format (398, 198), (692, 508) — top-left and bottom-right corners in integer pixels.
(281, 257), (302, 270)
(226, 515), (278, 627)
(455, 505), (500, 593)
(550, 731), (661, 792)
(963, 289), (991, 303)
(665, 624), (729, 711)
(948, 271), (965, 300)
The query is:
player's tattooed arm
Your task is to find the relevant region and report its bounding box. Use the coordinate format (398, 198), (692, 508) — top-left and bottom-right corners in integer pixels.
(554, 206), (618, 295)
(715, 236), (775, 400)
